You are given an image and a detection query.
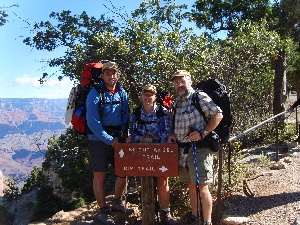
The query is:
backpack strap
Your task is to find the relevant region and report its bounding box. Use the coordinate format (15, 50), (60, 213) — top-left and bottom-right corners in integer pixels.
(192, 91), (209, 124)
(134, 105), (166, 128)
(94, 82), (124, 118)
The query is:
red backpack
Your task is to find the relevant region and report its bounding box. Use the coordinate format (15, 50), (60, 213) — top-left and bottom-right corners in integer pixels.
(65, 62), (103, 135)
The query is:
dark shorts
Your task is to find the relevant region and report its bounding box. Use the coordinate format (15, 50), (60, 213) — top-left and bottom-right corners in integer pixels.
(87, 140), (114, 172)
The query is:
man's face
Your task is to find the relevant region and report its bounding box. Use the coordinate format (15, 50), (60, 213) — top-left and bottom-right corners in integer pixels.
(102, 68), (119, 89)
(173, 76), (192, 97)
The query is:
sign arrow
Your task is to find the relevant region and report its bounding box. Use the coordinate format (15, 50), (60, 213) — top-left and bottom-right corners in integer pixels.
(119, 149), (124, 158)
(159, 166), (168, 172)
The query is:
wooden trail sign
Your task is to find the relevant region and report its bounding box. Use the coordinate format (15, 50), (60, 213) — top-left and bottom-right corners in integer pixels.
(114, 143), (178, 177)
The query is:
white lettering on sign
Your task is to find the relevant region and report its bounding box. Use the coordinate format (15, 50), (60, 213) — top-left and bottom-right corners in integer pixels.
(137, 166), (155, 171)
(159, 166), (168, 172)
(142, 154), (161, 160)
(123, 166), (134, 170)
(119, 149), (125, 158)
(153, 147), (172, 153)
(128, 147), (150, 152)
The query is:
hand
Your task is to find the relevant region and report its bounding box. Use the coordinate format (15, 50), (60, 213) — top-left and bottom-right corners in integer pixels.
(189, 130), (202, 142)
(111, 137), (119, 148)
(126, 135), (132, 143)
(168, 134), (176, 143)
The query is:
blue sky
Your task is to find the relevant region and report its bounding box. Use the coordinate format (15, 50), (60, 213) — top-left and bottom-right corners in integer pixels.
(0, 0), (197, 99)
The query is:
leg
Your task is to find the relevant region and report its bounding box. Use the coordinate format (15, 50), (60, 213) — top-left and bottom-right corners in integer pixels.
(93, 171), (107, 208)
(187, 181), (199, 217)
(199, 184), (212, 221)
(156, 176), (170, 209)
(114, 176), (126, 199)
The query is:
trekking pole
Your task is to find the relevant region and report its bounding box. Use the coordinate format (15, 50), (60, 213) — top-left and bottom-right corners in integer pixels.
(190, 128), (201, 224)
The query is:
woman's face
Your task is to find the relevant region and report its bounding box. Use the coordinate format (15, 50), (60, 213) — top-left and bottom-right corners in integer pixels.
(141, 91), (156, 107)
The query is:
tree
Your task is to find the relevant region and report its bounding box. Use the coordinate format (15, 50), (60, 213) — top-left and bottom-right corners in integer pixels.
(191, 0), (300, 118)
(22, 167), (44, 194)
(191, 0), (272, 33)
(0, 4), (19, 26)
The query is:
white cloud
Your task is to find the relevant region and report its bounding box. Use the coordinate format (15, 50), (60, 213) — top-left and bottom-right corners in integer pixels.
(3, 75), (75, 98)
(13, 75), (73, 88)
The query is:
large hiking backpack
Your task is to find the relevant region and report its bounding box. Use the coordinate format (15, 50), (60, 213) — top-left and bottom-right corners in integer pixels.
(65, 62), (103, 135)
(193, 78), (233, 144)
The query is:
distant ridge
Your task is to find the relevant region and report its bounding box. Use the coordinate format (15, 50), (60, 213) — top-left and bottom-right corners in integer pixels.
(0, 98), (68, 184)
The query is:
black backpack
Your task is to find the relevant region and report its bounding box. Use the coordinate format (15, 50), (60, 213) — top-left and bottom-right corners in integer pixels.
(192, 78), (233, 144)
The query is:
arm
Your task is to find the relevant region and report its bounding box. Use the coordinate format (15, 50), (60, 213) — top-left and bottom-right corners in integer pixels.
(190, 112), (223, 141)
(86, 89), (114, 145)
(121, 90), (130, 133)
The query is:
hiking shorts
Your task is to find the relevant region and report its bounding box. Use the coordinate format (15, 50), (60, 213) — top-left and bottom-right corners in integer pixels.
(178, 147), (214, 184)
(87, 140), (114, 172)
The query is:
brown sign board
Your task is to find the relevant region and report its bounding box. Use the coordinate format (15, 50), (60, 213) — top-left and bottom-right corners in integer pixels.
(114, 143), (178, 177)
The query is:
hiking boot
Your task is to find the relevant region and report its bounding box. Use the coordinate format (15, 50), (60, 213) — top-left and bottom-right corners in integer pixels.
(186, 214), (200, 225)
(160, 210), (179, 225)
(111, 198), (134, 214)
(98, 206), (115, 225)
(204, 222), (212, 225)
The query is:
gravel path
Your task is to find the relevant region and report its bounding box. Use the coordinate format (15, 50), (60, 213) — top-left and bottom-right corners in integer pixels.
(222, 147), (300, 225)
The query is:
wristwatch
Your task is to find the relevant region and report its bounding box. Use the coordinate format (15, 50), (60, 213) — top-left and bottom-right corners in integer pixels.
(202, 130), (209, 137)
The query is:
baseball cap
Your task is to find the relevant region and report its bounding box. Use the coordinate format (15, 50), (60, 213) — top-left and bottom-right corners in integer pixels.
(171, 70), (191, 80)
(142, 84), (157, 95)
(103, 61), (118, 72)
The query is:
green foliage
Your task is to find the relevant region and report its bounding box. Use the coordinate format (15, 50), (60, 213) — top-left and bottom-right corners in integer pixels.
(191, 0), (273, 33)
(3, 177), (21, 203)
(30, 185), (64, 222)
(0, 4), (18, 27)
(43, 128), (94, 202)
(69, 197), (86, 210)
(257, 153), (272, 167)
(220, 143), (250, 197)
(169, 177), (190, 216)
(22, 167), (44, 194)
(0, 10), (8, 26)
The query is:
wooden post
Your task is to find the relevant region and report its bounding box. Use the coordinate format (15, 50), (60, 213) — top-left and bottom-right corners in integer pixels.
(140, 137), (156, 225)
(141, 176), (156, 225)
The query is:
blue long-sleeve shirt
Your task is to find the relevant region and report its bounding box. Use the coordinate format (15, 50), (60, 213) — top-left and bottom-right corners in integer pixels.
(86, 82), (129, 145)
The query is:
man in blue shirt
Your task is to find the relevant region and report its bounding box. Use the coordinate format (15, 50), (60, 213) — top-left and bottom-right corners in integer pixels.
(86, 61), (132, 224)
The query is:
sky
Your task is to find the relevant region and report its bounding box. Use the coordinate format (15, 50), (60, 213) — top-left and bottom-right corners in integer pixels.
(0, 0), (198, 99)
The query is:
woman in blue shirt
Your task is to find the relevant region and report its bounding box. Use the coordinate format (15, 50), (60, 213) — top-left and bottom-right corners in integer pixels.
(127, 85), (178, 225)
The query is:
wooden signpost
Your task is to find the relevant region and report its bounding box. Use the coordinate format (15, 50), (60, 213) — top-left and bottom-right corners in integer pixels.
(114, 143), (178, 225)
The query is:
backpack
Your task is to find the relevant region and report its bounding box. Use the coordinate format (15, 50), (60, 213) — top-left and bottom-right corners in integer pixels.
(192, 78), (233, 144)
(65, 62), (103, 135)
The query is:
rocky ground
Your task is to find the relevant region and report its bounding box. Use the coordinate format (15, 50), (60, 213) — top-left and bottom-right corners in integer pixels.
(221, 144), (300, 225)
